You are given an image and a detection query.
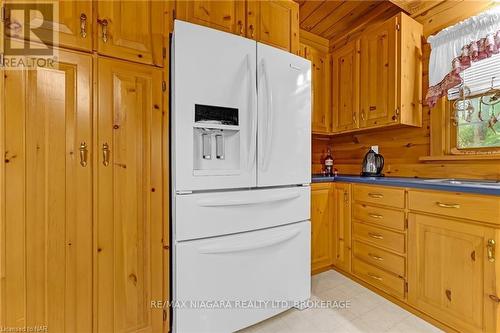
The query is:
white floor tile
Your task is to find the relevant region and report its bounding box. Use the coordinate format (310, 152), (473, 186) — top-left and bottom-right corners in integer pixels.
(238, 270), (444, 333)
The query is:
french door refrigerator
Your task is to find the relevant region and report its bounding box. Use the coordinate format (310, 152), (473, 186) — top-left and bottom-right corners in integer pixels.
(171, 20), (311, 333)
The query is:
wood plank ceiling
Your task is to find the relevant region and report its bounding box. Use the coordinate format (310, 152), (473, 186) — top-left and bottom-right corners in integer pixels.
(297, 0), (402, 41)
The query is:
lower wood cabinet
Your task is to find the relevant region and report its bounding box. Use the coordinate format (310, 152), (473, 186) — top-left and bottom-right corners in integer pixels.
(332, 183), (352, 273)
(408, 213), (500, 333)
(310, 183), (332, 273)
(1, 51), (167, 332)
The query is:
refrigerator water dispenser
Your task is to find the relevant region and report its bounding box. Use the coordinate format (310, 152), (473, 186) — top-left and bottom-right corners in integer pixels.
(193, 104), (240, 175)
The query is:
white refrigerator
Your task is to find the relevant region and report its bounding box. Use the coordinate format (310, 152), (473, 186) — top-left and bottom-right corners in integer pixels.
(171, 20), (312, 333)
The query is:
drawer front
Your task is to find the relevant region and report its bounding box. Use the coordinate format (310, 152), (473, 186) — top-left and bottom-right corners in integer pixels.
(408, 190), (500, 224)
(353, 222), (405, 253)
(353, 203), (405, 231)
(353, 184), (405, 209)
(352, 258), (405, 299)
(353, 240), (405, 277)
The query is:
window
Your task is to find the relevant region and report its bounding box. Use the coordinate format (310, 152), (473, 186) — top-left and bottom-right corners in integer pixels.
(448, 53), (500, 151)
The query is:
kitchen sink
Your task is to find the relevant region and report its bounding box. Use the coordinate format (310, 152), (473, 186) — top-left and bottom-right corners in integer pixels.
(423, 178), (500, 187)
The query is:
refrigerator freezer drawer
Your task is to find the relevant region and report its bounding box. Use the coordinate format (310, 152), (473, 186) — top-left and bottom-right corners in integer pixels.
(174, 186), (310, 241)
(174, 221), (311, 333)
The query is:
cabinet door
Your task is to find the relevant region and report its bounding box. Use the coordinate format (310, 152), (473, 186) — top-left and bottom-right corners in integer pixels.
(1, 49), (92, 331)
(332, 183), (352, 272)
(96, 1), (165, 66)
(408, 213), (499, 333)
(332, 40), (360, 133)
(310, 47), (330, 134)
(96, 58), (164, 332)
(248, 0), (299, 54)
(360, 16), (398, 128)
(176, 0), (246, 36)
(311, 183), (332, 273)
(4, 1), (92, 52)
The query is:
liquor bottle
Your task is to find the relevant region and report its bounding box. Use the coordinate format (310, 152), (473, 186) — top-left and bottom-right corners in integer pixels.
(324, 148), (334, 177)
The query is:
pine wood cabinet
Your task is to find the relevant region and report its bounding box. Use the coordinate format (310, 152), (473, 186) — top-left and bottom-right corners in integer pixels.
(332, 183), (352, 272)
(332, 40), (359, 133)
(408, 213), (500, 333)
(96, 57), (164, 332)
(177, 0), (299, 54)
(299, 41), (330, 134)
(175, 0), (246, 36)
(1, 48), (93, 331)
(95, 1), (166, 66)
(248, 0), (299, 54)
(330, 12), (422, 134)
(311, 183), (333, 273)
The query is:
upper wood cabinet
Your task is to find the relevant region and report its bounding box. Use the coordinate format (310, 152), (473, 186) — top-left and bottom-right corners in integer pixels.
(311, 183), (333, 274)
(248, 0), (299, 54)
(177, 0), (299, 54)
(175, 1), (246, 36)
(408, 213), (499, 333)
(332, 40), (359, 133)
(32, 1), (93, 52)
(96, 57), (164, 332)
(331, 12), (422, 134)
(1, 48), (93, 331)
(332, 183), (352, 273)
(96, 1), (166, 66)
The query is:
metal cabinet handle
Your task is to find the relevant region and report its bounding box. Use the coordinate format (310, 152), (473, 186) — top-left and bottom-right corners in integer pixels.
(80, 13), (87, 38)
(489, 294), (500, 303)
(343, 190), (349, 205)
(102, 143), (110, 166)
(79, 142), (88, 167)
(368, 232), (383, 240)
(368, 273), (382, 281)
(436, 202), (460, 209)
(352, 112), (357, 125)
(98, 19), (108, 43)
(445, 289), (452, 302)
(361, 109), (366, 121)
(368, 213), (383, 219)
(368, 253), (384, 261)
(249, 24), (254, 38)
(237, 20), (243, 35)
(487, 239), (496, 262)
(368, 192), (383, 199)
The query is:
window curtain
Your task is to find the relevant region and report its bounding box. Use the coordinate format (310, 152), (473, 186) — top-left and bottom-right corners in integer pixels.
(426, 6), (500, 108)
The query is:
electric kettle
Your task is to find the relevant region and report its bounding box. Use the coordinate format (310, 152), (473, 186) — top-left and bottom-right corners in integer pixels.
(361, 147), (384, 177)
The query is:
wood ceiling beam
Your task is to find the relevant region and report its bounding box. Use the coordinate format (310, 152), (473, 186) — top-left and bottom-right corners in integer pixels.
(388, 0), (443, 17)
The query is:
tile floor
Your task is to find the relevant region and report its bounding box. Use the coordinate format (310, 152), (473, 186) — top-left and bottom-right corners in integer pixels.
(239, 270), (443, 333)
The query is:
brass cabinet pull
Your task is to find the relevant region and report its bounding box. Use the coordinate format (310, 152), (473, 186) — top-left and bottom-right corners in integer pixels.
(368, 232), (383, 240)
(368, 253), (384, 261)
(436, 202), (460, 209)
(98, 19), (108, 43)
(352, 111), (357, 125)
(79, 142), (88, 167)
(487, 239), (496, 262)
(368, 192), (383, 199)
(249, 24), (254, 38)
(445, 289), (452, 302)
(102, 143), (110, 166)
(343, 190), (349, 205)
(368, 273), (382, 281)
(489, 294), (500, 303)
(368, 213), (383, 219)
(361, 109), (366, 121)
(80, 13), (87, 38)
(237, 20), (243, 35)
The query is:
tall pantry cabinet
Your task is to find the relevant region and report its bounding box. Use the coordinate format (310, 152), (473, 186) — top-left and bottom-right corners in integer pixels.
(0, 1), (169, 332)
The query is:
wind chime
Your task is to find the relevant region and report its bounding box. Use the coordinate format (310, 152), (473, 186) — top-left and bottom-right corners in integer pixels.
(452, 77), (500, 133)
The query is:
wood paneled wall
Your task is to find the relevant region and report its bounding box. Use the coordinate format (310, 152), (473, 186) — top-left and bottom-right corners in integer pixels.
(314, 1), (500, 180)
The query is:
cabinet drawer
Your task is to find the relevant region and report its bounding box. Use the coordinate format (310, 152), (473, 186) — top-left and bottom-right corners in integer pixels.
(353, 185), (405, 209)
(353, 240), (405, 277)
(408, 190), (500, 224)
(352, 258), (405, 299)
(353, 222), (405, 253)
(353, 203), (405, 231)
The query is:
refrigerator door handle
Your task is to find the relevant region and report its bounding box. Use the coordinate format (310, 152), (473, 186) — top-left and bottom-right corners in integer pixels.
(198, 228), (301, 254)
(196, 191), (300, 207)
(247, 54), (257, 170)
(260, 58), (274, 171)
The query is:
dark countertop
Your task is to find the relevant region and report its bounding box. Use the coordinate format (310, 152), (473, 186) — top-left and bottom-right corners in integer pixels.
(312, 174), (500, 196)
